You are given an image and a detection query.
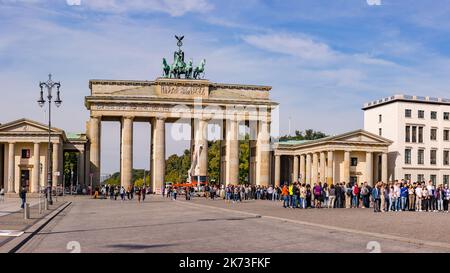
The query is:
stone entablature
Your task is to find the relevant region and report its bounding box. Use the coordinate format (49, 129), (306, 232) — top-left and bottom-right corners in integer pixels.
(88, 78), (272, 101)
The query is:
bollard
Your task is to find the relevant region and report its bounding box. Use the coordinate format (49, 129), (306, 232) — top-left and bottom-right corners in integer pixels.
(44, 199), (49, 210)
(24, 203), (30, 219)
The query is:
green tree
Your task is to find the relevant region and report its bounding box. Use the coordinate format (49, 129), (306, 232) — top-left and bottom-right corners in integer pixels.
(63, 151), (78, 188)
(279, 129), (328, 141)
(239, 138), (249, 184)
(208, 140), (220, 184)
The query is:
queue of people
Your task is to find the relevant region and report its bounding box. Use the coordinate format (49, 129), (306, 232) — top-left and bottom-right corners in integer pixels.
(99, 184), (148, 202)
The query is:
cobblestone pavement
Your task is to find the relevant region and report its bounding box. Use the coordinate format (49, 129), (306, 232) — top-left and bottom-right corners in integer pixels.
(183, 198), (450, 245)
(0, 197), (66, 247)
(16, 195), (450, 253)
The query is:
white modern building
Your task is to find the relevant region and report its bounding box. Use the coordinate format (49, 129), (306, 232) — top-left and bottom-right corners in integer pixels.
(363, 94), (450, 186)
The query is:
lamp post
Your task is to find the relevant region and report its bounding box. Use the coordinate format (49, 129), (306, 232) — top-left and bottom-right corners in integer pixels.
(38, 74), (62, 206)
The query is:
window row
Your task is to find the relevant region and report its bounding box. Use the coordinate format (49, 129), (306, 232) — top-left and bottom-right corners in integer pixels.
(405, 126), (450, 142)
(405, 109), (450, 120)
(404, 149), (450, 165)
(404, 174), (449, 186)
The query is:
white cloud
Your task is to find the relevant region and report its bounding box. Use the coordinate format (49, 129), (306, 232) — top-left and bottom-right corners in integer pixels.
(367, 0), (381, 6)
(82, 0), (213, 16)
(243, 33), (338, 63)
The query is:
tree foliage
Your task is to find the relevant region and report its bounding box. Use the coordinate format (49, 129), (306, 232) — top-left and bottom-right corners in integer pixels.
(279, 129), (328, 142)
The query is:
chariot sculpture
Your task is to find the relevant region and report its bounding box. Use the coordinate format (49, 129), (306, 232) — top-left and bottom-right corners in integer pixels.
(162, 35), (206, 80)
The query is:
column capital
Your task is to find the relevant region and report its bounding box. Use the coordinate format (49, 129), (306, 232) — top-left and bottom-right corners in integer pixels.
(156, 116), (167, 121)
(122, 116), (135, 121)
(90, 115), (102, 120)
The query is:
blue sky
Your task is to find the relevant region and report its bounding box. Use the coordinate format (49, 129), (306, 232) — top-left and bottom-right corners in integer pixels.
(2, 0), (450, 174)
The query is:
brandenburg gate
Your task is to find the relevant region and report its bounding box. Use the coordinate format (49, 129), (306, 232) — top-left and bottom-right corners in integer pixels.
(85, 37), (278, 192)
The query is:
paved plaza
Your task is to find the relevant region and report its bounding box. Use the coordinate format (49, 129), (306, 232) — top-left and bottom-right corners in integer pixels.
(6, 195), (449, 253)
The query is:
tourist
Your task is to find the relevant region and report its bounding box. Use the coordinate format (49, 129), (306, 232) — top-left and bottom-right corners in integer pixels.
(0, 187), (4, 202)
(142, 186), (146, 202)
(360, 182), (370, 208)
(323, 183), (329, 208)
(351, 183), (359, 208)
(306, 184), (312, 208)
(372, 183), (381, 212)
(281, 184), (289, 208)
(136, 187), (142, 202)
(172, 187), (178, 200)
(443, 184), (449, 212)
(292, 182), (300, 209)
(408, 185), (415, 211)
(114, 186), (119, 200)
(380, 183), (386, 212)
(422, 184), (430, 211)
(313, 182), (322, 208)
(400, 183), (408, 211)
(120, 186), (125, 201)
(328, 184), (336, 208)
(415, 184), (423, 212)
(436, 184), (444, 212)
(427, 181), (436, 212)
(19, 186), (27, 209)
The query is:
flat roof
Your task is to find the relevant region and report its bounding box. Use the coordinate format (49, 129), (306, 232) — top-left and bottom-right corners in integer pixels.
(362, 94), (450, 110)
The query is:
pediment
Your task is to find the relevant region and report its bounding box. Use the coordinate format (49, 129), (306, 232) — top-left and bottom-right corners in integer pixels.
(332, 130), (391, 144)
(0, 119), (61, 134)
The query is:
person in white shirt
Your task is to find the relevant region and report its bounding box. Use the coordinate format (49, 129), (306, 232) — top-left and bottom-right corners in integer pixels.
(0, 188), (4, 202)
(415, 185), (423, 212)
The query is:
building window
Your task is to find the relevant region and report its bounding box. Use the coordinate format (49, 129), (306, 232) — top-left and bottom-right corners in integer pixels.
(412, 126), (417, 143)
(444, 150), (449, 166)
(405, 126), (411, 142)
(405, 149), (411, 164)
(378, 128), (382, 136)
(21, 149), (30, 159)
(378, 114), (382, 123)
(418, 127), (424, 143)
(430, 149), (437, 165)
(418, 149), (424, 165)
(405, 109), (412, 118)
(351, 157), (358, 167)
(404, 174), (412, 182)
(418, 174), (425, 183)
(418, 110), (425, 119)
(444, 130), (449, 141)
(444, 175), (449, 186)
(430, 175), (437, 186)
(431, 111), (437, 120)
(444, 112), (449, 120)
(431, 128), (437, 141)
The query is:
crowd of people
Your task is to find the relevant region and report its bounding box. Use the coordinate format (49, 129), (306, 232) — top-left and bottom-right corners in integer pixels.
(98, 184), (149, 203)
(163, 180), (450, 213)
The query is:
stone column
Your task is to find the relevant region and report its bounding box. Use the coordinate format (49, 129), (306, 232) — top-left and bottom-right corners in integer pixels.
(327, 150), (334, 184)
(366, 152), (373, 186)
(120, 116), (134, 189)
(274, 155), (281, 187)
(225, 118), (239, 185)
(256, 120), (270, 186)
(89, 116), (101, 188)
(344, 150), (351, 183)
(7, 142), (15, 193)
(78, 151), (85, 187)
(52, 142), (61, 188)
(381, 152), (388, 183)
(152, 117), (166, 193)
(194, 118), (208, 176)
(299, 154), (306, 184)
(320, 152), (326, 183)
(312, 153), (319, 184)
(306, 153), (312, 185)
(293, 155), (299, 182)
(32, 142), (40, 193)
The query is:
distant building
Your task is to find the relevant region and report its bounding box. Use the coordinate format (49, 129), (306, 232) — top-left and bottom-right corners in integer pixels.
(363, 94), (450, 185)
(0, 119), (87, 196)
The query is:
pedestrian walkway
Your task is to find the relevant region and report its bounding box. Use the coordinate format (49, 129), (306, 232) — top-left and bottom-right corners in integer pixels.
(0, 198), (41, 217)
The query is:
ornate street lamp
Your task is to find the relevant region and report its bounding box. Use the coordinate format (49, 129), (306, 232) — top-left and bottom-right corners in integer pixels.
(38, 74), (62, 205)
